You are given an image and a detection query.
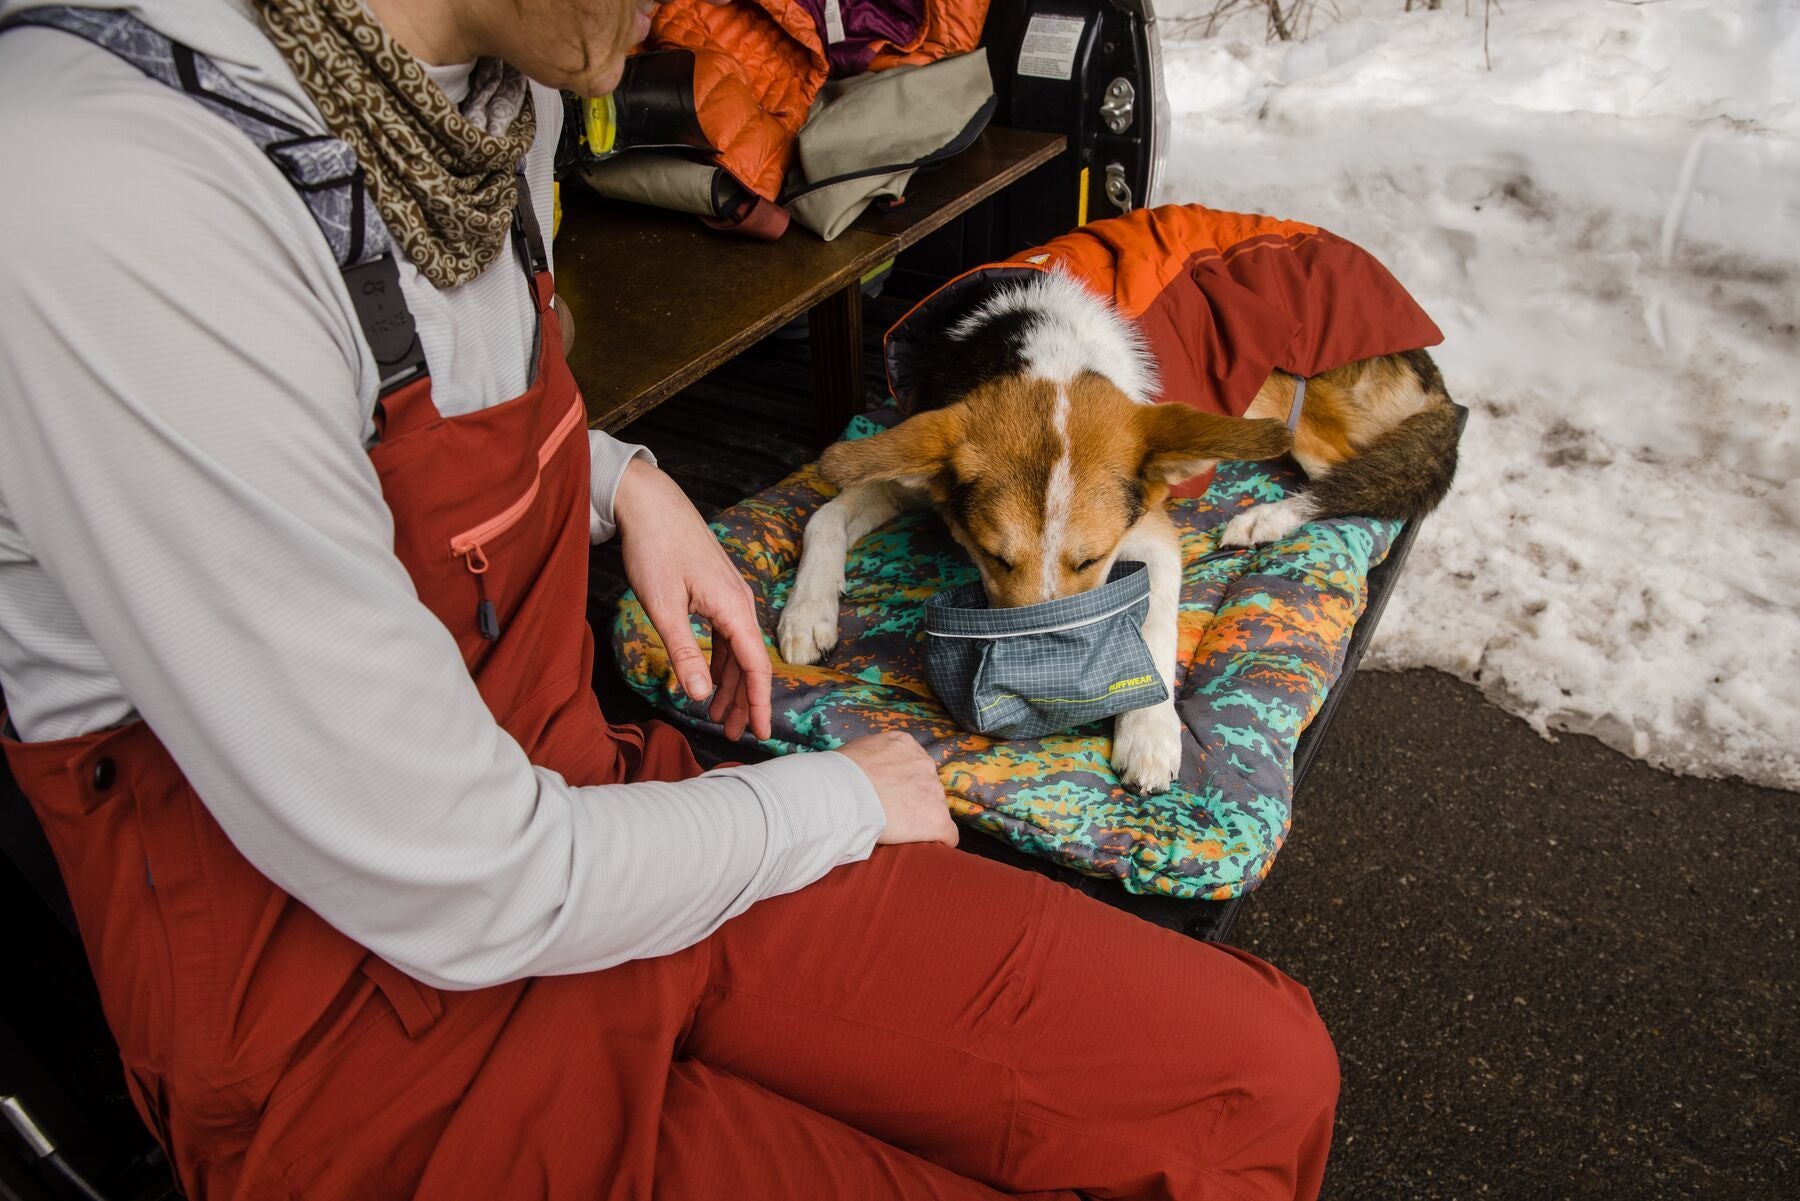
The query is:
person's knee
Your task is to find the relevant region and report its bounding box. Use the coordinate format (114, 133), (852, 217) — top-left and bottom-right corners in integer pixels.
(1249, 986), (1339, 1138)
(1286, 996), (1340, 1109)
(1204, 1000), (1337, 1201)
(1211, 975), (1338, 1118)
(1242, 959), (1338, 1106)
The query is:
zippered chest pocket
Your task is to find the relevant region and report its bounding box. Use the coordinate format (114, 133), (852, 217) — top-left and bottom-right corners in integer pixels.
(448, 400), (586, 642)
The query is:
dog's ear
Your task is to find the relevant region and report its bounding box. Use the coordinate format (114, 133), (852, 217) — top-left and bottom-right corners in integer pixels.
(820, 407), (965, 491)
(1136, 404), (1290, 484)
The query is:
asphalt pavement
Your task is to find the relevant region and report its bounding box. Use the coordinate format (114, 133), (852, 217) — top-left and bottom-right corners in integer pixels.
(1232, 668), (1796, 1200)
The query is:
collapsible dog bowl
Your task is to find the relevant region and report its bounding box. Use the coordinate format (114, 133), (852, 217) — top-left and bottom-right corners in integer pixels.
(923, 562), (1168, 740)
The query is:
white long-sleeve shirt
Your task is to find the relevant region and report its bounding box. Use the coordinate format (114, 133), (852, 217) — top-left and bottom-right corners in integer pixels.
(0, 0), (885, 989)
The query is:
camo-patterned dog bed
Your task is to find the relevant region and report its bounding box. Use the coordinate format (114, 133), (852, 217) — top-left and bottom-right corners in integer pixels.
(611, 411), (1401, 900)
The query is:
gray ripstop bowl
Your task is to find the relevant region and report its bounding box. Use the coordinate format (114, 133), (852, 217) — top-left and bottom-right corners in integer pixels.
(922, 561), (1169, 740)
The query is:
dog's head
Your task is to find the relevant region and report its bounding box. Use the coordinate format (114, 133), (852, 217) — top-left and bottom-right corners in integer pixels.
(821, 374), (1290, 608)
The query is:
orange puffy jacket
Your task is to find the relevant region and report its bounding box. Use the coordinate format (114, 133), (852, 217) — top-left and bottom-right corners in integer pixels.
(649, 0), (989, 205)
(884, 204), (1445, 493)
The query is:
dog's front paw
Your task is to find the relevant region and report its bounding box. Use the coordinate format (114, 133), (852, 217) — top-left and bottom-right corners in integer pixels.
(1219, 496), (1315, 548)
(776, 593), (840, 666)
(1112, 704), (1184, 795)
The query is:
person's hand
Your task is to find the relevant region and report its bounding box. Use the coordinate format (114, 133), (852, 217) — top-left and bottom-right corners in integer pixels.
(614, 459), (771, 741)
(839, 732), (958, 847)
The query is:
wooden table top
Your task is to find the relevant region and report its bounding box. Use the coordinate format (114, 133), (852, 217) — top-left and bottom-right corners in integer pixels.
(556, 203), (893, 433)
(555, 128), (1066, 432)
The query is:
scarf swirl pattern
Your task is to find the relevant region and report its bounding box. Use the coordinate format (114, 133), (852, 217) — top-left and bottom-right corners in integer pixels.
(257, 0), (537, 288)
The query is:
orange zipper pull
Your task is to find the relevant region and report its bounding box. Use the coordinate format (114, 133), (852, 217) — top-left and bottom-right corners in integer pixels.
(464, 544), (501, 642)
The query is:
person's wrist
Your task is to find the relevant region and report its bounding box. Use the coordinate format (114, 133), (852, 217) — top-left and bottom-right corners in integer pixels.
(612, 456), (662, 534)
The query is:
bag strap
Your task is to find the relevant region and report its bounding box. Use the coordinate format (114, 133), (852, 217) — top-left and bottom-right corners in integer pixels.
(4, 5), (430, 394)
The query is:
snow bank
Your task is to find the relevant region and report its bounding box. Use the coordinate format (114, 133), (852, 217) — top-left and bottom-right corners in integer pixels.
(1154, 0), (1800, 790)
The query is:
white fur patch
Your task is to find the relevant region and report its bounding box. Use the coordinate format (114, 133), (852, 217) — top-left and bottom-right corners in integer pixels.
(1041, 384), (1075, 600)
(1219, 495), (1319, 547)
(1112, 704), (1183, 794)
(949, 268), (1160, 404)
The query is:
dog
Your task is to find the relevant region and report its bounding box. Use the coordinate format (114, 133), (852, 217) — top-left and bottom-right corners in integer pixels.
(777, 267), (1458, 793)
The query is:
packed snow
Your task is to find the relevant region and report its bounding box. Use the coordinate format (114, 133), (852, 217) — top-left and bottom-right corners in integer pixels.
(1153, 0), (1800, 790)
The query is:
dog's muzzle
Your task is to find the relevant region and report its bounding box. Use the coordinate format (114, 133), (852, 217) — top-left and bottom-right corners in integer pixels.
(923, 562), (1167, 740)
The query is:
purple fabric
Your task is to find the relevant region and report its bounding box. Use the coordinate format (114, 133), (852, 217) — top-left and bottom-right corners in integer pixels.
(791, 0), (925, 75)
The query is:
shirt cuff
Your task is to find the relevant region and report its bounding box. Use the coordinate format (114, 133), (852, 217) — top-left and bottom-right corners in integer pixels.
(706, 750), (888, 900)
(588, 431), (657, 544)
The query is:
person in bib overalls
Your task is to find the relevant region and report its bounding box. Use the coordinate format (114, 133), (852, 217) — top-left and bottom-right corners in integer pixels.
(0, 1), (1339, 1197)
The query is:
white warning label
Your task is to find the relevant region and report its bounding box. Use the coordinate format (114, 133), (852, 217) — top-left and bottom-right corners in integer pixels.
(823, 0), (846, 44)
(1017, 13), (1087, 82)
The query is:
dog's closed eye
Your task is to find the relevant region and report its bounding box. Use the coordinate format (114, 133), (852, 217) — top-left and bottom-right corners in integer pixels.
(1074, 556), (1101, 572)
(989, 552), (1016, 573)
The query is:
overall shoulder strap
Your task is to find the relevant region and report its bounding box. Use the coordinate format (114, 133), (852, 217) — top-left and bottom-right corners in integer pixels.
(3, 5), (428, 394)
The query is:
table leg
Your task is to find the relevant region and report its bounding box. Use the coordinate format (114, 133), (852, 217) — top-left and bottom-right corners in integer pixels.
(808, 280), (864, 448)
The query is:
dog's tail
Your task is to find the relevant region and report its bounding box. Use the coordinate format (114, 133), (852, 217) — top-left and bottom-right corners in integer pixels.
(1307, 398), (1461, 524)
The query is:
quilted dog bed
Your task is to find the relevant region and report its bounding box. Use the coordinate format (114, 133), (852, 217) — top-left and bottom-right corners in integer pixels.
(611, 410), (1402, 900)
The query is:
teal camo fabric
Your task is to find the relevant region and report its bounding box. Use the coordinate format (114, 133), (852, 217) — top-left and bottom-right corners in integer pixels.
(611, 411), (1402, 900)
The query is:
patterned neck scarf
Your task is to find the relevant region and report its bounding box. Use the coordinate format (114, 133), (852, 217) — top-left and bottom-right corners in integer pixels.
(256, 0), (537, 289)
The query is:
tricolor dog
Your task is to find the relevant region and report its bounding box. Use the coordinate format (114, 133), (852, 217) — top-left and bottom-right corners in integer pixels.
(778, 206), (1459, 793)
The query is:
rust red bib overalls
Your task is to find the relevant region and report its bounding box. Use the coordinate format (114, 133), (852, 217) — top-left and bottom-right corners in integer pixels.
(2, 12), (1340, 1200)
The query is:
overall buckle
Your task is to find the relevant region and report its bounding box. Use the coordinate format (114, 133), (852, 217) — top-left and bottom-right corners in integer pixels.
(343, 254), (427, 394)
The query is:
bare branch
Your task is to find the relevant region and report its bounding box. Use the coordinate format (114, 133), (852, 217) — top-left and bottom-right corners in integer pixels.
(1267, 1), (1293, 42)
